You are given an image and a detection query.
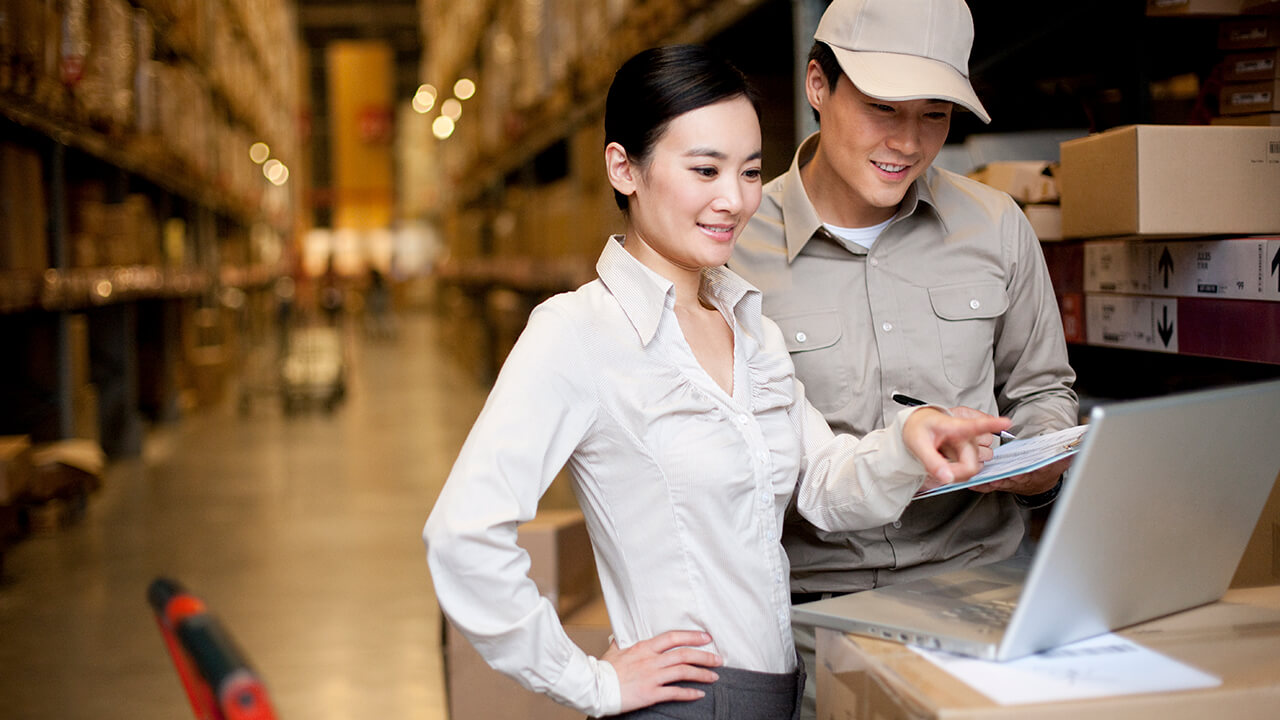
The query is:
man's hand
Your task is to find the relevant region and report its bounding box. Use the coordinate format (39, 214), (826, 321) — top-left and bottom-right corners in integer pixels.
(601, 630), (722, 713)
(972, 455), (1073, 496)
(902, 408), (1012, 490)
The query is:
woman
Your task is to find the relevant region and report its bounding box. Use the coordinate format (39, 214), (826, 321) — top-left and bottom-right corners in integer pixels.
(424, 45), (1008, 719)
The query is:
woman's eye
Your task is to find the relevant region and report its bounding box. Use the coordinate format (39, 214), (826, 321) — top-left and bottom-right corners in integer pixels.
(693, 166), (718, 178)
(743, 168), (762, 180)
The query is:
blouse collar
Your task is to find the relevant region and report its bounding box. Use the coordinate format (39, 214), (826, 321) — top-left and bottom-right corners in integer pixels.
(596, 235), (764, 347)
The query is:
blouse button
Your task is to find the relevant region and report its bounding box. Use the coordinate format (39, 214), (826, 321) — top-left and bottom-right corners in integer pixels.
(969, 298), (981, 310)
(795, 331), (807, 343)
(881, 322), (893, 332)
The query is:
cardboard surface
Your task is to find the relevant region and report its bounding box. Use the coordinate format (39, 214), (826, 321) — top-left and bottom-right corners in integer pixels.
(444, 597), (610, 720)
(519, 508), (601, 617)
(442, 508), (607, 719)
(817, 586), (1280, 719)
(966, 161), (1059, 204)
(1211, 110), (1280, 124)
(0, 436), (33, 505)
(1023, 204), (1063, 242)
(1220, 15), (1280, 50)
(1233, 471), (1280, 588)
(1220, 78), (1280, 114)
(1146, 0), (1249, 16)
(1081, 236), (1280, 302)
(1223, 48), (1280, 82)
(1058, 124), (1280, 238)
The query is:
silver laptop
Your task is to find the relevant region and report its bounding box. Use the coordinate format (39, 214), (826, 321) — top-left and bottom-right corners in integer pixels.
(792, 378), (1280, 661)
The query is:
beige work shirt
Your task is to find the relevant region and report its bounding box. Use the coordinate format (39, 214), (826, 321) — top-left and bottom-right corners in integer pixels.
(730, 133), (1079, 594)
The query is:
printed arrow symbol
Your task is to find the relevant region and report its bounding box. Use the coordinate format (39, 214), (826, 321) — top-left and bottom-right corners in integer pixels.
(1157, 305), (1174, 347)
(1272, 245), (1279, 292)
(1158, 247), (1174, 289)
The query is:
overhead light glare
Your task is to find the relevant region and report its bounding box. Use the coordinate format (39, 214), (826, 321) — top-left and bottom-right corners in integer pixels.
(432, 116), (455, 140)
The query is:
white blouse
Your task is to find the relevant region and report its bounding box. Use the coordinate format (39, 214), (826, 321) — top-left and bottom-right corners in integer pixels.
(424, 236), (929, 717)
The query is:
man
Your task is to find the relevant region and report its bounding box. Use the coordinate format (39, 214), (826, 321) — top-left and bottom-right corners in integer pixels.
(729, 0), (1079, 716)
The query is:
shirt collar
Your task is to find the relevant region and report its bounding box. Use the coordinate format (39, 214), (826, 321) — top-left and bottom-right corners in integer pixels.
(780, 132), (947, 263)
(596, 235), (764, 347)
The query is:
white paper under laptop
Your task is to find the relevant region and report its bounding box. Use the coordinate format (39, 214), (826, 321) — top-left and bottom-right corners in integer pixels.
(792, 379), (1280, 661)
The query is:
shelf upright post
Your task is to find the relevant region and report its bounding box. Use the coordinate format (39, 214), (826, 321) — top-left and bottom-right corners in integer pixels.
(48, 140), (75, 441)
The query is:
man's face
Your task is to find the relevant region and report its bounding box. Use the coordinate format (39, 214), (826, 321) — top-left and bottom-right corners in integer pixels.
(806, 62), (953, 226)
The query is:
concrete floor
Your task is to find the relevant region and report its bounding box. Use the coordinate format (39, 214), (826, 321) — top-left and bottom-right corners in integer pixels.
(0, 311), (496, 720)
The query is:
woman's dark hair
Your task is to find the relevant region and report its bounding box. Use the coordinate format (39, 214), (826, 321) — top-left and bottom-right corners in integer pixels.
(604, 45), (760, 212)
(807, 41), (843, 125)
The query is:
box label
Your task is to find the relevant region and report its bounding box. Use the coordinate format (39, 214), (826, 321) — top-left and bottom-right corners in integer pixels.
(1084, 239), (1280, 301)
(1237, 58), (1276, 74)
(1232, 90), (1273, 104)
(1086, 295), (1179, 353)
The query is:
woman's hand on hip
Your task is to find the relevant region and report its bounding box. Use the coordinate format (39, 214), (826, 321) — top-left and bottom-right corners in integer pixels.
(601, 630), (722, 713)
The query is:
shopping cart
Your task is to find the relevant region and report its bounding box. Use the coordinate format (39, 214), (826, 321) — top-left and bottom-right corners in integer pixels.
(148, 577), (279, 720)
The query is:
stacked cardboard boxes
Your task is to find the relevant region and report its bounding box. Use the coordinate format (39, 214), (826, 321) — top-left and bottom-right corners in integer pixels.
(1057, 125), (1280, 362)
(1218, 14), (1280, 123)
(0, 143), (50, 272)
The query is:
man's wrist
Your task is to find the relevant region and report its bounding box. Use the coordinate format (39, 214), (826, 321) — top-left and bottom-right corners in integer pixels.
(1015, 476), (1063, 509)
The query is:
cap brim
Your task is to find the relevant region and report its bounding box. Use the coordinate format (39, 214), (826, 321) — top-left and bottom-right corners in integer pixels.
(828, 47), (991, 124)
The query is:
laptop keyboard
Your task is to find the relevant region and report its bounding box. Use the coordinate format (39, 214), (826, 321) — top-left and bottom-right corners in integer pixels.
(941, 598), (1017, 627)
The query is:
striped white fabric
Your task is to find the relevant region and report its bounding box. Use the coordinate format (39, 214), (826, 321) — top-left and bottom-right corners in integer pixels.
(424, 236), (927, 717)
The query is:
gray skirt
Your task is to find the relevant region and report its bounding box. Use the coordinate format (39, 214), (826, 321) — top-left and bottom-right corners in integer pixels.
(598, 656), (804, 720)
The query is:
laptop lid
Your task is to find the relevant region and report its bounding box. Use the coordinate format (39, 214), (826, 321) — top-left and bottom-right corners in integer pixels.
(793, 379), (1280, 661)
(996, 378), (1280, 659)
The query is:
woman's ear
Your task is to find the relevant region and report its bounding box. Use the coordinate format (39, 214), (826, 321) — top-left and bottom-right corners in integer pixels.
(605, 142), (637, 198)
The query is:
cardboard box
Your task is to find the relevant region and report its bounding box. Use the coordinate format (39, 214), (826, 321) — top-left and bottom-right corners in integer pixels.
(28, 440), (105, 501)
(519, 508), (601, 617)
(1222, 48), (1280, 82)
(1220, 15), (1280, 49)
(0, 143), (50, 271)
(1082, 236), (1280, 301)
(817, 585), (1280, 720)
(0, 436), (34, 505)
(966, 161), (1060, 204)
(444, 596), (611, 720)
(1220, 78), (1280, 113)
(1023, 204), (1063, 241)
(1241, 0), (1280, 12)
(1233, 471), (1280, 587)
(1211, 111), (1280, 124)
(1147, 0), (1247, 16)
(1058, 125), (1280, 238)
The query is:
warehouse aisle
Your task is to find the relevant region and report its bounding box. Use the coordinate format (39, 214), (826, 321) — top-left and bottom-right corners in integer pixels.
(0, 310), (491, 720)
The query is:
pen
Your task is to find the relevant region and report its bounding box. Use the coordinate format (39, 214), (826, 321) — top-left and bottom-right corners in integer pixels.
(891, 393), (1017, 441)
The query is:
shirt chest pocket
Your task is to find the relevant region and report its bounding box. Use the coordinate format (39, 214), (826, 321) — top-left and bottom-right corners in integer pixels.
(928, 282), (1008, 389)
(773, 310), (851, 414)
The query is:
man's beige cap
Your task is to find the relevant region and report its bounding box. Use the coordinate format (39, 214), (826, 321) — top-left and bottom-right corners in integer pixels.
(815, 0), (991, 124)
